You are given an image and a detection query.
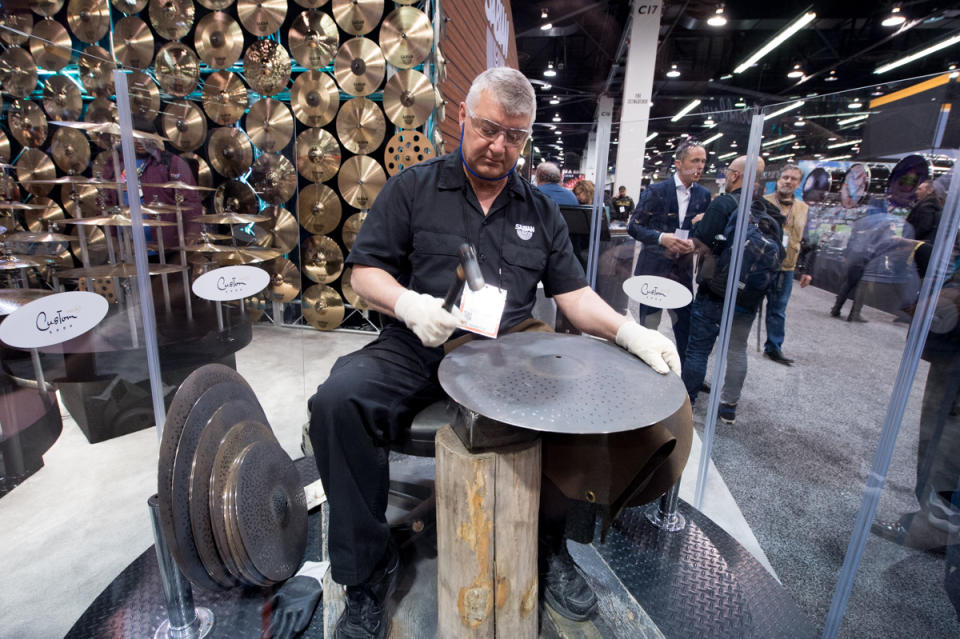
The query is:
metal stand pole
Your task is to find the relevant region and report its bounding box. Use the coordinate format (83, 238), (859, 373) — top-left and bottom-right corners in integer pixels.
(646, 479), (686, 531)
(147, 495), (213, 639)
(175, 205), (193, 321)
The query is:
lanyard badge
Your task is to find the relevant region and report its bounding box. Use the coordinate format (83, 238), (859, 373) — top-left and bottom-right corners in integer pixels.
(459, 284), (507, 338)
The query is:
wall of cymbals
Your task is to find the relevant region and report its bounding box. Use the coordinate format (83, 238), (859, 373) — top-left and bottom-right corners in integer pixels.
(0, 0), (447, 331)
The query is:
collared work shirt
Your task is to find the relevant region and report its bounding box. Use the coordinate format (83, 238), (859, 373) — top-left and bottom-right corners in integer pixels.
(762, 193), (809, 271)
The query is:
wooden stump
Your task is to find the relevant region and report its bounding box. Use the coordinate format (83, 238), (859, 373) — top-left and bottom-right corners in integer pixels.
(436, 424), (541, 639)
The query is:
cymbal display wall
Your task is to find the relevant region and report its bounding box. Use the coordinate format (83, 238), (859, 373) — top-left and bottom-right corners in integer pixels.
(0, 0), (446, 331)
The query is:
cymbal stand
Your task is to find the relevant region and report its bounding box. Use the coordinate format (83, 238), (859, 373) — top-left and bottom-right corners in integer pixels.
(68, 190), (92, 268)
(95, 188), (118, 264)
(147, 196), (172, 315)
(173, 196), (193, 321)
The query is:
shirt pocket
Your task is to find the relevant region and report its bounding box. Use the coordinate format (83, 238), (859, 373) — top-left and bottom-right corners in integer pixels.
(410, 231), (464, 285)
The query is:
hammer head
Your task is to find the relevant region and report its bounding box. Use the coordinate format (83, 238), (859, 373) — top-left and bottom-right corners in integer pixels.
(458, 243), (484, 291)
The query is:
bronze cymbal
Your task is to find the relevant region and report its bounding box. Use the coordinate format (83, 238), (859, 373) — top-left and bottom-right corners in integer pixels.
(149, 0), (195, 41)
(61, 182), (102, 217)
(340, 266), (368, 309)
(29, 19), (72, 71)
(142, 179), (215, 192)
(1, 11), (33, 46)
(336, 97), (385, 155)
(301, 234), (343, 284)
(258, 206), (297, 253)
(8, 99), (48, 148)
(235, 246), (282, 262)
(237, 0), (285, 36)
(181, 152), (213, 190)
(0, 174), (20, 203)
(297, 183), (340, 234)
(289, 10), (338, 70)
(434, 43), (447, 83)
(16, 149), (56, 197)
(331, 0), (381, 36)
(341, 210), (365, 250)
(22, 174), (117, 185)
(333, 37), (384, 97)
(185, 230), (232, 242)
(202, 71), (247, 126)
(0, 47), (38, 99)
(66, 0), (109, 44)
(384, 130), (434, 176)
(380, 6), (432, 69)
(246, 98), (293, 153)
(0, 289), (55, 316)
(383, 69), (433, 130)
(91, 149), (112, 178)
(296, 127), (340, 183)
(263, 257), (300, 302)
(42, 75), (82, 122)
(78, 45), (114, 96)
(0, 131), (10, 164)
(29, 0), (65, 17)
(50, 127), (91, 174)
(57, 262), (183, 278)
(113, 15), (154, 69)
(338, 155), (386, 210)
(244, 39), (291, 97)
(194, 212), (269, 225)
(293, 0), (326, 9)
(7, 230), (73, 243)
(0, 198), (45, 208)
(249, 154), (296, 205)
(0, 214), (17, 237)
(208, 127), (253, 179)
(182, 238), (236, 252)
(213, 180), (258, 215)
(302, 284), (344, 330)
(0, 255), (46, 270)
(194, 11), (243, 69)
(197, 0), (232, 10)
(23, 197), (64, 231)
(112, 0), (148, 15)
(156, 42), (200, 98)
(64, 213), (176, 227)
(290, 70), (339, 128)
(162, 101), (207, 152)
(69, 225), (108, 265)
(84, 96), (117, 149)
(129, 71), (161, 122)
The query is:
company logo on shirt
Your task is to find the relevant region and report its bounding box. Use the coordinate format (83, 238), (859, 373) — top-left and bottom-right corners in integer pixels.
(515, 224), (535, 240)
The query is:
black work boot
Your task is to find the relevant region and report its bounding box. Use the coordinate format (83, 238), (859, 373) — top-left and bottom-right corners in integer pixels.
(540, 539), (598, 621)
(847, 300), (868, 323)
(335, 542), (400, 639)
(830, 301), (842, 317)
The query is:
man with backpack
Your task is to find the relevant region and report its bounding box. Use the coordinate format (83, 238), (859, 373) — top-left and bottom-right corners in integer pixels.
(682, 156), (785, 425)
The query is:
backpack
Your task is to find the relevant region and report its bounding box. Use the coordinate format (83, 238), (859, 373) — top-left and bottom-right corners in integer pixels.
(705, 193), (785, 308)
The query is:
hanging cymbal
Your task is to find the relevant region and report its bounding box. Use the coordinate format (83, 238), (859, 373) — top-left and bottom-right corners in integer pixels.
(181, 152), (213, 190)
(237, 0), (285, 36)
(214, 180), (258, 215)
(263, 257), (300, 302)
(249, 154), (296, 205)
(380, 6), (432, 69)
(50, 127), (91, 175)
(66, 0), (109, 44)
(197, 0), (232, 10)
(57, 262), (183, 278)
(195, 212), (269, 225)
(302, 284), (344, 330)
(16, 150), (56, 197)
(128, 71), (161, 122)
(246, 98), (293, 153)
(61, 182), (102, 217)
(23, 197), (64, 232)
(64, 213), (176, 227)
(244, 39), (291, 97)
(156, 43), (200, 98)
(194, 11), (243, 69)
(8, 99), (48, 148)
(0, 174), (20, 202)
(296, 128), (340, 183)
(341, 210), (365, 251)
(0, 47), (38, 99)
(289, 10), (338, 70)
(22, 174), (118, 185)
(434, 43), (447, 82)
(29, 0), (65, 17)
(331, 0), (381, 36)
(0, 255), (46, 270)
(42, 75), (82, 122)
(69, 225), (108, 265)
(384, 130), (435, 176)
(333, 37), (384, 97)
(182, 237), (236, 252)
(290, 71), (339, 128)
(0, 131), (9, 165)
(301, 235), (343, 284)
(112, 0), (148, 14)
(162, 101), (207, 153)
(258, 206), (297, 253)
(208, 127), (253, 179)
(201, 71), (247, 126)
(0, 11), (33, 46)
(84, 96), (117, 149)
(336, 97), (385, 156)
(142, 180), (215, 192)
(91, 149), (112, 178)
(78, 45), (114, 96)
(293, 0), (325, 9)
(383, 69), (433, 130)
(149, 0), (195, 41)
(338, 155), (386, 210)
(340, 266), (368, 309)
(113, 16), (154, 69)
(29, 19), (72, 71)
(297, 183), (340, 235)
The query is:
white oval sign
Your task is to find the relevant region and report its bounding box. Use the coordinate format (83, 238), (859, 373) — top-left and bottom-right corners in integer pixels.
(622, 275), (693, 310)
(0, 291), (109, 349)
(192, 265), (269, 302)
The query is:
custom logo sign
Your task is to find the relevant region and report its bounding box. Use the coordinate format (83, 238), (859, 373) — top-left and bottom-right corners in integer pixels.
(515, 223), (535, 241)
(622, 275), (692, 310)
(192, 265), (270, 302)
(0, 291), (109, 349)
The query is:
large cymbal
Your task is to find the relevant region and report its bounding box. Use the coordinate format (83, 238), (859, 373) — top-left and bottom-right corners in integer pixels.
(7, 230), (72, 243)
(197, 0), (232, 10)
(384, 130), (435, 176)
(0, 288), (55, 316)
(0, 255), (46, 270)
(244, 39), (290, 97)
(290, 71), (339, 128)
(181, 152), (213, 190)
(8, 99), (47, 148)
(0, 131), (9, 165)
(70, 225), (108, 264)
(78, 45), (115, 96)
(195, 212), (269, 225)
(333, 37), (384, 97)
(296, 127), (340, 183)
(258, 206), (297, 253)
(16, 150), (56, 197)
(297, 183), (340, 234)
(249, 153), (296, 205)
(129, 71), (161, 122)
(22, 198), (64, 231)
(340, 266), (368, 309)
(301, 234), (343, 284)
(163, 101), (207, 152)
(112, 15), (154, 69)
(64, 213), (177, 227)
(29, 19), (72, 71)
(380, 6), (433, 69)
(57, 262), (183, 278)
(22, 174), (118, 185)
(66, 0), (109, 44)
(182, 238), (236, 253)
(156, 42), (200, 98)
(237, 0), (285, 36)
(338, 155), (386, 210)
(202, 71), (247, 126)
(246, 98), (293, 153)
(336, 97), (385, 155)
(302, 284), (344, 330)
(84, 96), (117, 149)
(194, 11), (243, 69)
(50, 127), (91, 175)
(149, 0), (195, 41)
(142, 179), (216, 192)
(331, 0), (382, 36)
(0, 47), (38, 99)
(112, 0), (148, 14)
(263, 256), (300, 302)
(208, 127), (253, 179)
(341, 210), (366, 251)
(0, 11), (32, 46)
(383, 68), (433, 130)
(293, 0), (326, 9)
(42, 75), (82, 122)
(62, 182), (103, 217)
(213, 180), (258, 215)
(289, 10), (338, 70)
(30, 0), (65, 17)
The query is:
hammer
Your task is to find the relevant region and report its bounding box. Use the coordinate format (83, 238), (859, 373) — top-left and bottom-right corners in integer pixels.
(442, 243), (485, 312)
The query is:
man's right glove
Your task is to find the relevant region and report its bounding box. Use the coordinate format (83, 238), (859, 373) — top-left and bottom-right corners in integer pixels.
(615, 319), (682, 375)
(394, 289), (462, 347)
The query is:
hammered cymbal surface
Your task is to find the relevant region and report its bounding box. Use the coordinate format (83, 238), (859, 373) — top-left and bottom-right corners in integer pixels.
(78, 45), (114, 96)
(289, 10), (337, 69)
(338, 155), (386, 210)
(29, 19), (71, 71)
(333, 37), (384, 97)
(213, 180), (258, 215)
(302, 283), (344, 330)
(341, 210), (365, 250)
(246, 98), (293, 152)
(244, 39), (291, 97)
(50, 127), (91, 174)
(296, 127), (340, 183)
(194, 11), (243, 69)
(223, 443), (271, 586)
(384, 130), (435, 176)
(42, 75), (82, 122)
(291, 71), (339, 128)
(383, 68), (433, 130)
(297, 183), (340, 234)
(301, 234), (342, 284)
(249, 153), (296, 205)
(336, 96), (385, 155)
(113, 16), (154, 69)
(331, 0), (381, 35)
(264, 256), (300, 301)
(202, 71), (247, 126)
(0, 47), (38, 98)
(163, 101), (207, 152)
(237, 0), (285, 36)
(149, 0), (195, 41)
(17, 149), (56, 197)
(380, 6), (432, 69)
(67, 0), (109, 44)
(156, 42), (200, 97)
(8, 99), (47, 148)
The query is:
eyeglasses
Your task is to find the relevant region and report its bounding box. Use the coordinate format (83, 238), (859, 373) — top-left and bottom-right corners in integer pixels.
(466, 107), (531, 147)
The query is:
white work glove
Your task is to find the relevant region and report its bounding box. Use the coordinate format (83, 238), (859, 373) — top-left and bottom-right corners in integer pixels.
(615, 319), (681, 375)
(394, 289), (462, 347)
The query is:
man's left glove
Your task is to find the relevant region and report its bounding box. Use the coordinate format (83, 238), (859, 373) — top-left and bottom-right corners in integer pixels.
(263, 561), (327, 639)
(615, 320), (681, 375)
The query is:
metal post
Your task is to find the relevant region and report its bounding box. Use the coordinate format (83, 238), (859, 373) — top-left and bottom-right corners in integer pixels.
(215, 300), (224, 332)
(646, 479), (686, 531)
(174, 203), (193, 321)
(586, 96), (613, 289)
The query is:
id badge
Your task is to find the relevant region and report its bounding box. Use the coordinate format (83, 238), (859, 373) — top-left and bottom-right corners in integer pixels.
(782, 231), (790, 249)
(674, 228), (689, 240)
(459, 284), (507, 338)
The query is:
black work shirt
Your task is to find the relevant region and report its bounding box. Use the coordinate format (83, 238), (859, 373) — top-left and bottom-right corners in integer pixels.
(691, 188), (741, 255)
(347, 152), (588, 333)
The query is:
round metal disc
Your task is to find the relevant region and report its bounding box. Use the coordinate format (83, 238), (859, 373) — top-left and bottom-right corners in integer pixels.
(301, 234), (342, 283)
(1, 10), (33, 46)
(23, 196), (64, 231)
(194, 11), (243, 69)
(297, 183), (341, 234)
(338, 155), (386, 210)
(182, 152), (213, 191)
(112, 0), (148, 14)
(113, 15), (154, 69)
(264, 256), (300, 301)
(384, 130), (435, 176)
(223, 443), (272, 586)
(197, 0), (232, 10)
(333, 37), (384, 97)
(302, 284), (344, 330)
(214, 179), (258, 215)
(380, 6), (432, 69)
(291, 71), (339, 128)
(331, 0), (381, 35)
(30, 19), (72, 71)
(246, 98), (293, 152)
(0, 131), (10, 165)
(243, 39), (291, 97)
(30, 0), (65, 17)
(50, 127), (90, 174)
(439, 332), (688, 434)
(16, 149), (56, 196)
(0, 288), (53, 315)
(42, 75), (82, 121)
(202, 71), (247, 126)
(8, 99), (47, 148)
(70, 226), (108, 264)
(237, 0), (285, 36)
(249, 153), (296, 205)
(340, 265), (368, 309)
(61, 182), (101, 217)
(149, 0), (195, 41)
(0, 46), (38, 99)
(341, 210), (365, 250)
(129, 71), (161, 122)
(156, 42), (200, 98)
(289, 10), (338, 70)
(163, 100), (207, 152)
(84, 96), (117, 149)
(78, 45), (115, 96)
(383, 69), (433, 130)
(296, 127), (340, 183)
(336, 96), (385, 155)
(208, 127), (253, 178)
(66, 0), (109, 44)
(293, 0), (326, 9)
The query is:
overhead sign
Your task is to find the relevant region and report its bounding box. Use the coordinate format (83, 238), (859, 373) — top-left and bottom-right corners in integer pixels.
(0, 291), (109, 349)
(192, 265), (269, 302)
(622, 275), (692, 310)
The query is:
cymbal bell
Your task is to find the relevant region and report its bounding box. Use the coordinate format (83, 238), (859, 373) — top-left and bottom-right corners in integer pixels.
(302, 284), (344, 330)
(380, 6), (433, 69)
(237, 0), (285, 36)
(163, 101), (207, 152)
(214, 180), (258, 216)
(296, 128), (340, 183)
(22, 197), (64, 232)
(340, 266), (368, 309)
(333, 37), (384, 97)
(181, 152), (213, 191)
(264, 257), (300, 302)
(208, 127), (253, 179)
(336, 97), (386, 155)
(66, 0), (109, 44)
(202, 71), (247, 126)
(194, 11), (243, 69)
(156, 42), (200, 97)
(112, 0), (148, 14)
(246, 98), (293, 153)
(297, 183), (341, 235)
(113, 15), (154, 69)
(301, 234), (343, 284)
(42, 75), (83, 122)
(78, 45), (115, 96)
(16, 150), (56, 197)
(149, 0), (195, 41)
(30, 0), (65, 17)
(129, 71), (161, 122)
(249, 154), (296, 205)
(29, 19), (71, 71)
(84, 96), (118, 149)
(338, 155), (386, 210)
(8, 99), (48, 148)
(258, 206), (297, 253)
(384, 130), (435, 176)
(0, 11), (32, 46)
(383, 69), (433, 130)
(244, 39), (290, 97)
(0, 47), (38, 99)
(50, 127), (91, 175)
(289, 10), (338, 70)
(290, 71), (339, 128)
(331, 0), (382, 36)
(341, 211), (366, 251)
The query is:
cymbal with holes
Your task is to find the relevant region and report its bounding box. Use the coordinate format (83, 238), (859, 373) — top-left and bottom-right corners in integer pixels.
(78, 45), (114, 96)
(202, 71), (247, 126)
(30, 0), (65, 17)
(301, 234), (343, 284)
(336, 97), (385, 155)
(42, 75), (82, 122)
(84, 96), (117, 149)
(156, 42), (200, 98)
(264, 257), (300, 302)
(380, 6), (432, 69)
(341, 210), (365, 250)
(129, 71), (161, 122)
(289, 10), (338, 70)
(0, 47), (38, 99)
(246, 98), (293, 153)
(237, 0), (285, 36)
(29, 19), (72, 71)
(208, 127), (253, 179)
(383, 69), (433, 130)
(113, 15), (154, 69)
(149, 0), (195, 41)
(8, 99), (47, 148)
(297, 183), (340, 234)
(163, 101), (207, 152)
(213, 180), (258, 216)
(340, 266), (368, 309)
(338, 155), (386, 210)
(333, 37), (384, 97)
(290, 71), (339, 128)
(67, 0), (109, 44)
(302, 284), (344, 330)
(181, 152), (213, 190)
(331, 0), (381, 36)
(16, 150), (56, 197)
(194, 11), (243, 69)
(0, 11), (32, 46)
(258, 206), (297, 253)
(50, 127), (91, 175)
(249, 154), (296, 205)
(296, 128), (340, 183)
(244, 39), (290, 97)
(384, 130), (434, 176)
(112, 0), (148, 14)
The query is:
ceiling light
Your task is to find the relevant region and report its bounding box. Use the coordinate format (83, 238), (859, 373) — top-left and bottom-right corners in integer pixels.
(874, 33), (960, 74)
(763, 100), (804, 121)
(541, 9), (548, 19)
(881, 7), (905, 28)
(794, 117), (806, 126)
(730, 141), (738, 147)
(827, 136), (838, 141)
(848, 98), (863, 109)
(825, 69), (838, 82)
(837, 114), (869, 126)
(787, 63), (804, 79)
(823, 154), (852, 161)
(702, 132), (724, 145)
(827, 138), (862, 149)
(540, 83), (552, 90)
(645, 132), (658, 142)
(733, 11), (816, 74)
(666, 64), (681, 78)
(540, 22), (553, 30)
(671, 99), (702, 122)
(549, 96), (559, 105)
(762, 133), (797, 147)
(544, 62), (557, 78)
(734, 97), (747, 108)
(718, 151), (738, 160)
(707, 5), (727, 27)
(552, 113), (561, 122)
(768, 153), (795, 161)
(762, 151), (771, 156)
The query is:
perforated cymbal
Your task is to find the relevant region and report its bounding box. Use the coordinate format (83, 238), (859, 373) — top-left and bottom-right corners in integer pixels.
(383, 69), (433, 130)
(163, 101), (207, 152)
(237, 0), (285, 36)
(112, 0), (148, 14)
(29, 19), (72, 71)
(8, 99), (48, 148)
(249, 153), (296, 205)
(333, 38), (384, 97)
(0, 11), (33, 46)
(291, 71), (339, 128)
(78, 45), (115, 96)
(113, 15), (154, 69)
(338, 155), (386, 210)
(16, 149), (56, 197)
(258, 207), (297, 253)
(246, 98), (293, 152)
(380, 6), (432, 69)
(340, 266), (368, 309)
(50, 127), (91, 175)
(296, 128), (340, 183)
(264, 257), (300, 302)
(289, 10), (338, 70)
(30, 0), (65, 17)
(156, 42), (200, 98)
(42, 75), (82, 122)
(336, 97), (385, 155)
(301, 235), (343, 284)
(202, 71), (247, 126)
(66, 0), (109, 44)
(297, 183), (340, 234)
(302, 284), (344, 330)
(194, 11), (243, 69)
(208, 127), (253, 179)
(214, 180), (258, 215)
(341, 210), (365, 250)
(149, 0), (195, 41)
(129, 71), (161, 122)
(0, 47), (38, 99)
(244, 39), (290, 97)
(384, 130), (434, 176)
(331, 0), (381, 36)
